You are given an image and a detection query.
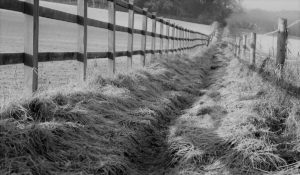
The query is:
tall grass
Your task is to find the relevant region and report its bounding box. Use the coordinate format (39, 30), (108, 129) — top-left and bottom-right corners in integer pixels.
(0, 50), (211, 174)
(166, 44), (300, 175)
(225, 47), (300, 174)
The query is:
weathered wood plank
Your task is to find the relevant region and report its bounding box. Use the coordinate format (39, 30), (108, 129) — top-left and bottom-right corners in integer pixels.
(166, 21), (170, 55)
(188, 30), (191, 52)
(77, 0), (88, 81)
(151, 12), (157, 61)
(141, 8), (148, 66)
(127, 0), (134, 71)
(237, 37), (242, 59)
(276, 18), (288, 67)
(108, 0), (116, 75)
(0, 0), (24, 13)
(171, 23), (175, 54)
(174, 25), (178, 54)
(234, 37), (237, 57)
(24, 0), (39, 95)
(250, 33), (257, 66)
(179, 27), (182, 54)
(242, 35), (247, 60)
(184, 28), (187, 52)
(159, 19), (164, 56)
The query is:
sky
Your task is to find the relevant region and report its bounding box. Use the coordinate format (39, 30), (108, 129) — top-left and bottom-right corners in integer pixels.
(242, 0), (300, 11)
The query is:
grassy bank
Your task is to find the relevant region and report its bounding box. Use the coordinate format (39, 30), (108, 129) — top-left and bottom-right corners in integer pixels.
(0, 49), (213, 175)
(166, 44), (300, 174)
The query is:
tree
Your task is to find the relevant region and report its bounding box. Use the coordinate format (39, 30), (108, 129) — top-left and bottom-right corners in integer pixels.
(44, 0), (241, 25)
(135, 0), (241, 25)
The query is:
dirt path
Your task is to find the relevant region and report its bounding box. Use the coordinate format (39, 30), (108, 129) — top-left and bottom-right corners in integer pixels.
(165, 46), (238, 175)
(133, 46), (233, 175)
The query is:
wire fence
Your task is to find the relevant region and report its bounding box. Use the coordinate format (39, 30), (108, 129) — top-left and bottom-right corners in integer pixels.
(225, 18), (300, 68)
(249, 19), (300, 61)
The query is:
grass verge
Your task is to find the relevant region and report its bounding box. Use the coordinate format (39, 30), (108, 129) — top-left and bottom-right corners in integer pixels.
(0, 49), (212, 175)
(166, 44), (300, 175)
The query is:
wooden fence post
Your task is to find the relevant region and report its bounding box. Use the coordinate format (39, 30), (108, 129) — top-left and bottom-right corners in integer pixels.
(172, 23), (175, 54)
(141, 8), (148, 66)
(182, 28), (184, 54)
(186, 29), (188, 51)
(189, 30), (192, 51)
(250, 32), (256, 66)
(190, 31), (192, 51)
(176, 25), (179, 54)
(237, 37), (241, 59)
(232, 37), (235, 56)
(206, 33), (210, 46)
(24, 0), (39, 95)
(77, 0), (87, 80)
(190, 32), (193, 49)
(178, 26), (181, 54)
(195, 33), (197, 50)
(175, 26), (178, 54)
(234, 37), (237, 57)
(179, 27), (182, 54)
(235, 37), (238, 57)
(108, 0), (116, 75)
(276, 18), (288, 67)
(187, 30), (189, 51)
(186, 30), (189, 51)
(183, 29), (186, 53)
(195, 33), (197, 48)
(181, 28), (184, 53)
(186, 29), (189, 51)
(180, 27), (182, 54)
(242, 35), (247, 60)
(187, 30), (190, 51)
(159, 19), (164, 56)
(127, 0), (134, 71)
(151, 12), (157, 62)
(166, 20), (170, 55)
(192, 33), (195, 51)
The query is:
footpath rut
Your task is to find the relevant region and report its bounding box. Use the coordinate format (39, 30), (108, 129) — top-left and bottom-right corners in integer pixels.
(135, 46), (232, 175)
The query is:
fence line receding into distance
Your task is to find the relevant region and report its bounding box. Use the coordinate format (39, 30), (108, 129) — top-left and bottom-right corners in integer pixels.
(0, 0), (214, 94)
(227, 17), (297, 70)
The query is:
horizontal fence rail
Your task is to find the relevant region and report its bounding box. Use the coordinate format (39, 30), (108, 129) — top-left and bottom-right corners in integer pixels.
(0, 0), (214, 95)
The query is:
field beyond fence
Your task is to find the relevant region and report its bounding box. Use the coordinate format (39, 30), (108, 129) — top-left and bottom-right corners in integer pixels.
(0, 0), (214, 103)
(226, 17), (300, 70)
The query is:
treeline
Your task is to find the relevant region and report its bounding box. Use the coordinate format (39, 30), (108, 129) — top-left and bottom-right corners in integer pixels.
(42, 0), (107, 8)
(134, 0), (241, 25)
(42, 0), (241, 26)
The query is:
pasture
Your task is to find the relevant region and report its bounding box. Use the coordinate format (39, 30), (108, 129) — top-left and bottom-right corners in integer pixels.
(0, 0), (212, 104)
(2, 1), (300, 175)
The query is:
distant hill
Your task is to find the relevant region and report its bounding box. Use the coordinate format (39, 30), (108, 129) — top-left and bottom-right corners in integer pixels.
(227, 9), (300, 37)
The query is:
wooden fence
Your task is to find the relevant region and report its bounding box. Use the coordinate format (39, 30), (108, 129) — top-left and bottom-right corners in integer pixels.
(0, 0), (214, 95)
(227, 17), (290, 69)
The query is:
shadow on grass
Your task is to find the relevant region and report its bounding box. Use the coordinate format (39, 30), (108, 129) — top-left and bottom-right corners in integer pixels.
(238, 57), (300, 98)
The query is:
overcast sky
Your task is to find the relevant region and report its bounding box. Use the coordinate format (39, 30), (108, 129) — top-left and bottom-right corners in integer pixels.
(242, 0), (300, 11)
